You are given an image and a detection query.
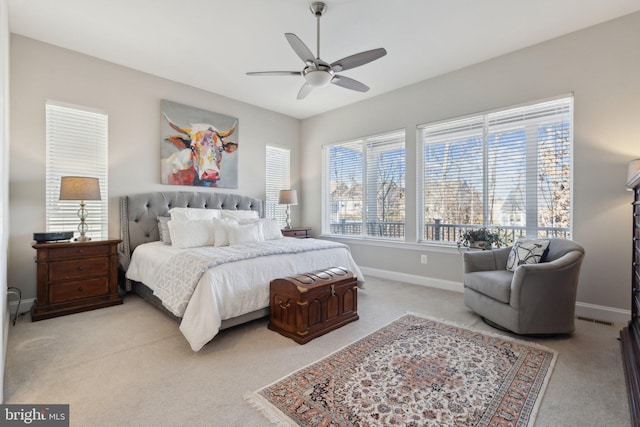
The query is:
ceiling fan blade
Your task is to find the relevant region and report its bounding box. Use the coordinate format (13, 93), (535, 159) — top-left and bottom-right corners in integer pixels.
(331, 48), (387, 72)
(331, 75), (370, 92)
(246, 71), (301, 77)
(297, 83), (313, 100)
(285, 33), (316, 65)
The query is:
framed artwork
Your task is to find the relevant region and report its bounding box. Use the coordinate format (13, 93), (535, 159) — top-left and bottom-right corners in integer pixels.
(160, 99), (239, 188)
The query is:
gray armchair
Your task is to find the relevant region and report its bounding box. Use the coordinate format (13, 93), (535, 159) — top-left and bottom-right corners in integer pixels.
(462, 238), (585, 335)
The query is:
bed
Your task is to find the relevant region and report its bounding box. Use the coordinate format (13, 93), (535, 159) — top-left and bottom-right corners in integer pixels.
(119, 191), (364, 351)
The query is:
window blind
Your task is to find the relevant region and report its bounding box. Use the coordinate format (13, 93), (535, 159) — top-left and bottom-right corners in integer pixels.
(265, 145), (290, 228)
(419, 96), (573, 243)
(45, 102), (108, 240)
(325, 130), (405, 239)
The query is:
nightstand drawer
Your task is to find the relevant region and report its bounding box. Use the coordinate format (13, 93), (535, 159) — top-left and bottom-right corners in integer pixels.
(49, 277), (109, 303)
(49, 258), (109, 281)
(282, 227), (311, 238)
(46, 244), (111, 260)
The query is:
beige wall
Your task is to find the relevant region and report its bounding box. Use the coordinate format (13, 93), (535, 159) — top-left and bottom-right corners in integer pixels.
(301, 12), (640, 321)
(8, 35), (301, 301)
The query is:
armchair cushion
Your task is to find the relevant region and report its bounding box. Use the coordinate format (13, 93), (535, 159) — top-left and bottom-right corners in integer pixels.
(464, 270), (513, 303)
(506, 239), (550, 272)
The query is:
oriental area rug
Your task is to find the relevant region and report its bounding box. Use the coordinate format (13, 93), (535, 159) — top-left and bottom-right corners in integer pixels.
(245, 314), (557, 427)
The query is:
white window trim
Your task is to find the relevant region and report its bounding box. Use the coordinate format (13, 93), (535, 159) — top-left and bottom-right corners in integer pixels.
(416, 94), (573, 245)
(265, 144), (291, 228)
(45, 100), (108, 240)
(322, 129), (406, 240)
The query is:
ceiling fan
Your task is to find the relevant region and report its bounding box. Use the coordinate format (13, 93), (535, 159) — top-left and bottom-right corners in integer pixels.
(246, 1), (387, 100)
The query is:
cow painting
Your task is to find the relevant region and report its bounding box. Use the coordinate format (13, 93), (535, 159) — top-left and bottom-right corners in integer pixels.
(160, 101), (239, 188)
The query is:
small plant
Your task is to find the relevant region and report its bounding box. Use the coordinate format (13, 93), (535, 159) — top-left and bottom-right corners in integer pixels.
(457, 227), (503, 249)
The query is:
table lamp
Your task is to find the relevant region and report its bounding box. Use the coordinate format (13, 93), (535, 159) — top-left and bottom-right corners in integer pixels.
(278, 189), (298, 230)
(59, 176), (101, 241)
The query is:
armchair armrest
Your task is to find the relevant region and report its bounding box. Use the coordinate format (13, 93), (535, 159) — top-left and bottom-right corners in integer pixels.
(510, 250), (584, 310)
(462, 247), (511, 273)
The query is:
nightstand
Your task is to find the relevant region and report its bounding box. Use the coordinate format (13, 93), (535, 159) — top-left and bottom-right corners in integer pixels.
(281, 227), (312, 239)
(31, 239), (123, 321)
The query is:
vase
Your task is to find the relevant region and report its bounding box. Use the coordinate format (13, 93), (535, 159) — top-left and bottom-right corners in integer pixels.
(470, 241), (491, 250)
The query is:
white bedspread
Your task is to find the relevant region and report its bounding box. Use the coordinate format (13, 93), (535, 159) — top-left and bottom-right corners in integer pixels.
(126, 238), (364, 351)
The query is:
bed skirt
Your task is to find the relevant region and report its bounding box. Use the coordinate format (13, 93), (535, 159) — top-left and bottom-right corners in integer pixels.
(130, 280), (270, 330)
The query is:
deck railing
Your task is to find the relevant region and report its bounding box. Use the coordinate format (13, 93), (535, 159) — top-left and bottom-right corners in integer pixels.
(329, 220), (569, 242)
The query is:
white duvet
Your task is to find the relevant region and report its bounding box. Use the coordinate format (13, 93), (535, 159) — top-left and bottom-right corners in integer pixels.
(125, 238), (364, 351)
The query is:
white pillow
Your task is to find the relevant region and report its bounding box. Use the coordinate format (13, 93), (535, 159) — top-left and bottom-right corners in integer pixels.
(506, 239), (550, 272)
(169, 207), (221, 222)
(167, 219), (216, 249)
(212, 218), (238, 247)
(157, 216), (172, 244)
(227, 223), (265, 246)
(220, 210), (259, 221)
(259, 219), (283, 240)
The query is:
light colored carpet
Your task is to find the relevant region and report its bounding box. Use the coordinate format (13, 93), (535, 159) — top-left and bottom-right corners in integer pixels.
(4, 277), (630, 426)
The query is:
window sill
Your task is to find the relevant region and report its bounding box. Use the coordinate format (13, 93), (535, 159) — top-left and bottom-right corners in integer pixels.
(318, 234), (461, 254)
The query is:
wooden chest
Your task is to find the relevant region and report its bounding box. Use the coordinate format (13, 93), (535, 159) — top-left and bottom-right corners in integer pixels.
(268, 267), (358, 344)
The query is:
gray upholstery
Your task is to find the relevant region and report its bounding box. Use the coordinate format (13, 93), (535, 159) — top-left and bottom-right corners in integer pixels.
(462, 238), (585, 335)
(119, 191), (263, 273)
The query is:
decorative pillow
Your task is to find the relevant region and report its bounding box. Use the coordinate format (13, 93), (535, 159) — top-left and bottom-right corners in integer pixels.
(259, 219), (284, 240)
(220, 209), (260, 221)
(167, 219), (216, 249)
(212, 218), (238, 247)
(157, 216), (172, 244)
(506, 239), (550, 272)
(227, 222), (265, 246)
(169, 207), (221, 222)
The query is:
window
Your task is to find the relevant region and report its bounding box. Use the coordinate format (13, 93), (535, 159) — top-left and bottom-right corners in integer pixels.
(265, 145), (290, 228)
(324, 130), (406, 239)
(46, 101), (108, 240)
(418, 96), (573, 244)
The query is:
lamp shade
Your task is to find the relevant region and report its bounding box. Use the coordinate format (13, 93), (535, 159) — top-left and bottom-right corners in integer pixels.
(628, 159), (640, 188)
(278, 189), (298, 205)
(59, 176), (101, 201)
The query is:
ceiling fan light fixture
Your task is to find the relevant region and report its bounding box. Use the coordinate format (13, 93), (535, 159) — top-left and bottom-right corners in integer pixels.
(304, 69), (333, 87)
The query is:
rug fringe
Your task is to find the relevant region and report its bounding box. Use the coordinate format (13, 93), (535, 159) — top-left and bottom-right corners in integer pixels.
(526, 348), (558, 427)
(244, 391), (297, 427)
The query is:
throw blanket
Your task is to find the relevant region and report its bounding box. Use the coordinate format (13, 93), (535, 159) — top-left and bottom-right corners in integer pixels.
(154, 238), (348, 317)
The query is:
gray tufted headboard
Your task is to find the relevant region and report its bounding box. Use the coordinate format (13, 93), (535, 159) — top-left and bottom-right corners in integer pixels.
(119, 191), (263, 276)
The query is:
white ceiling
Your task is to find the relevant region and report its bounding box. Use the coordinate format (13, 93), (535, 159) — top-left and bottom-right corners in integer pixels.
(8, 0), (640, 119)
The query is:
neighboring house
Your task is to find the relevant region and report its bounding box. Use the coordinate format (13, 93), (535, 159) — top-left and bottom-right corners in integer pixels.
(499, 186), (525, 227)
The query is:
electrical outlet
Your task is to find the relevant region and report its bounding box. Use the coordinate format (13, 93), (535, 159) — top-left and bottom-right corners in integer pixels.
(420, 254), (428, 264)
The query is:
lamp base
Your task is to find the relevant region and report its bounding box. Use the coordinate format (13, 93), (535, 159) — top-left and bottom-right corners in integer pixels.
(284, 205), (293, 230)
(74, 236), (92, 242)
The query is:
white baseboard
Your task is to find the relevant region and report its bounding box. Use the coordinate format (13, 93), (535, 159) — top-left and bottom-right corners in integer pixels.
(9, 298), (34, 315)
(360, 267), (630, 326)
(574, 301), (630, 325)
(360, 267), (464, 293)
